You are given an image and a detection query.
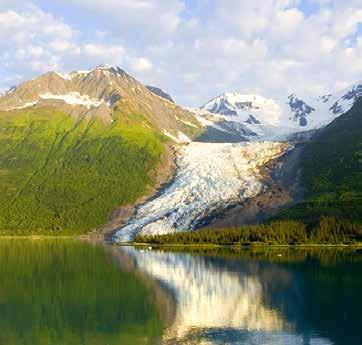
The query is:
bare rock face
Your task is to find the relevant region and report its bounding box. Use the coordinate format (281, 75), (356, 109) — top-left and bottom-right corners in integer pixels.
(0, 65), (202, 140)
(146, 86), (175, 103)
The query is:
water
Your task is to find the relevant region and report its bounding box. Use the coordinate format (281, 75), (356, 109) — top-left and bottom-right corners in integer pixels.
(0, 240), (361, 345)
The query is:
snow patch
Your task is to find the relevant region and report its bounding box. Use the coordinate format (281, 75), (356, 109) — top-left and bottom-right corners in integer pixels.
(179, 118), (198, 128)
(4, 86), (17, 96)
(178, 131), (191, 143)
(115, 141), (291, 242)
(163, 130), (191, 143)
(55, 70), (92, 80)
(54, 72), (70, 80)
(188, 108), (236, 134)
(7, 101), (38, 110)
(39, 92), (104, 109)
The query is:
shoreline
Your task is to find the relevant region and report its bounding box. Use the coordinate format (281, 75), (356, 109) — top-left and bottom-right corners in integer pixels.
(0, 235), (78, 240)
(130, 242), (362, 249)
(1, 235), (360, 249)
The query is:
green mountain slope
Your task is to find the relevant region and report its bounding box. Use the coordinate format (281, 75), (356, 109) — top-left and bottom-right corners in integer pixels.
(0, 107), (165, 234)
(279, 97), (362, 223)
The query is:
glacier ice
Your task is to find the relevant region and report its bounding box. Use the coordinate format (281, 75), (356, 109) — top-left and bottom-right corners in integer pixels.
(115, 141), (291, 242)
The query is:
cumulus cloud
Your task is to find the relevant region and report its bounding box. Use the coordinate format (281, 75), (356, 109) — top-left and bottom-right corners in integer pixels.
(0, 3), (155, 90)
(129, 57), (153, 72)
(59, 0), (185, 38)
(141, 0), (362, 105)
(1, 0), (362, 106)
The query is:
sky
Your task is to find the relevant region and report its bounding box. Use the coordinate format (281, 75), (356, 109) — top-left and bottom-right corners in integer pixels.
(1, 0), (362, 106)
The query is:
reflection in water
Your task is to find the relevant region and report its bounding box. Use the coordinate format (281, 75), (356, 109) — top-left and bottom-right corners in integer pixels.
(123, 248), (287, 332)
(115, 247), (348, 345)
(0, 240), (360, 345)
(0, 240), (167, 345)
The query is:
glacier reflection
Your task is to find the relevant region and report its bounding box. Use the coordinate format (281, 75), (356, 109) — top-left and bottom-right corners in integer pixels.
(114, 247), (333, 345)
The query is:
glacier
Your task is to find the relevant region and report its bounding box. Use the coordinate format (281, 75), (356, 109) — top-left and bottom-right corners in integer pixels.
(114, 141), (291, 242)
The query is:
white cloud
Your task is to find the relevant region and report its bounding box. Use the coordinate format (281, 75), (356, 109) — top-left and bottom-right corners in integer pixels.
(130, 57), (153, 72)
(59, 0), (185, 38)
(140, 0), (362, 105)
(0, 4), (155, 89)
(0, 7), (73, 48)
(1, 0), (362, 107)
(82, 43), (125, 62)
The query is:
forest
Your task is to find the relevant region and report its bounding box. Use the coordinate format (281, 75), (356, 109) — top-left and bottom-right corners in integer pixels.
(135, 217), (362, 245)
(0, 107), (165, 234)
(278, 98), (362, 224)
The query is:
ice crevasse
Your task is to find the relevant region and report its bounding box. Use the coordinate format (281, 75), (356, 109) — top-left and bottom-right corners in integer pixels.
(115, 141), (292, 242)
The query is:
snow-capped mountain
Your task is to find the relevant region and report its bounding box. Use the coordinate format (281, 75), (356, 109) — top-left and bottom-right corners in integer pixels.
(201, 93), (282, 126)
(199, 82), (362, 137)
(0, 65), (201, 142)
(112, 81), (362, 241)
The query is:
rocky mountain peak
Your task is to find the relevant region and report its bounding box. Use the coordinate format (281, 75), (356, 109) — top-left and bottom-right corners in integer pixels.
(287, 94), (315, 127)
(195, 80), (362, 141)
(0, 65), (202, 142)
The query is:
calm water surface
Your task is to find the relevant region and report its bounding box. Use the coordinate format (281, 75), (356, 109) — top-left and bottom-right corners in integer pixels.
(0, 240), (361, 345)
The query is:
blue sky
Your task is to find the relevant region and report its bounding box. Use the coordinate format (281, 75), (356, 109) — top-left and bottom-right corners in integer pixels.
(1, 0), (362, 106)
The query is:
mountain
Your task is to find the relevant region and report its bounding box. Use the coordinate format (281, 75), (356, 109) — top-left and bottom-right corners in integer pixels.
(0, 65), (202, 235)
(0, 65), (201, 143)
(114, 85), (362, 242)
(277, 97), (362, 223)
(146, 85), (175, 103)
(201, 93), (282, 125)
(197, 82), (362, 140)
(188, 107), (258, 143)
(130, 99), (362, 244)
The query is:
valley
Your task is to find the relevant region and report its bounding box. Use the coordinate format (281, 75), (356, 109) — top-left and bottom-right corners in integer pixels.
(114, 141), (291, 242)
(2, 2), (362, 345)
(0, 65), (361, 243)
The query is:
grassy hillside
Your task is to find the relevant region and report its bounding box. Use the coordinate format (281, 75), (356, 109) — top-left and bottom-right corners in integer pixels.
(278, 98), (362, 224)
(0, 107), (165, 234)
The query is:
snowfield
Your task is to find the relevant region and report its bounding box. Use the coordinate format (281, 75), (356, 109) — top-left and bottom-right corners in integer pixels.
(7, 101), (38, 110)
(6, 92), (106, 111)
(40, 92), (105, 108)
(115, 141), (291, 242)
(199, 82), (362, 134)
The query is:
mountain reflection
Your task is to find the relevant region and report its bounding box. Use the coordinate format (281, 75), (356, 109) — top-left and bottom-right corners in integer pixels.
(113, 247), (354, 345)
